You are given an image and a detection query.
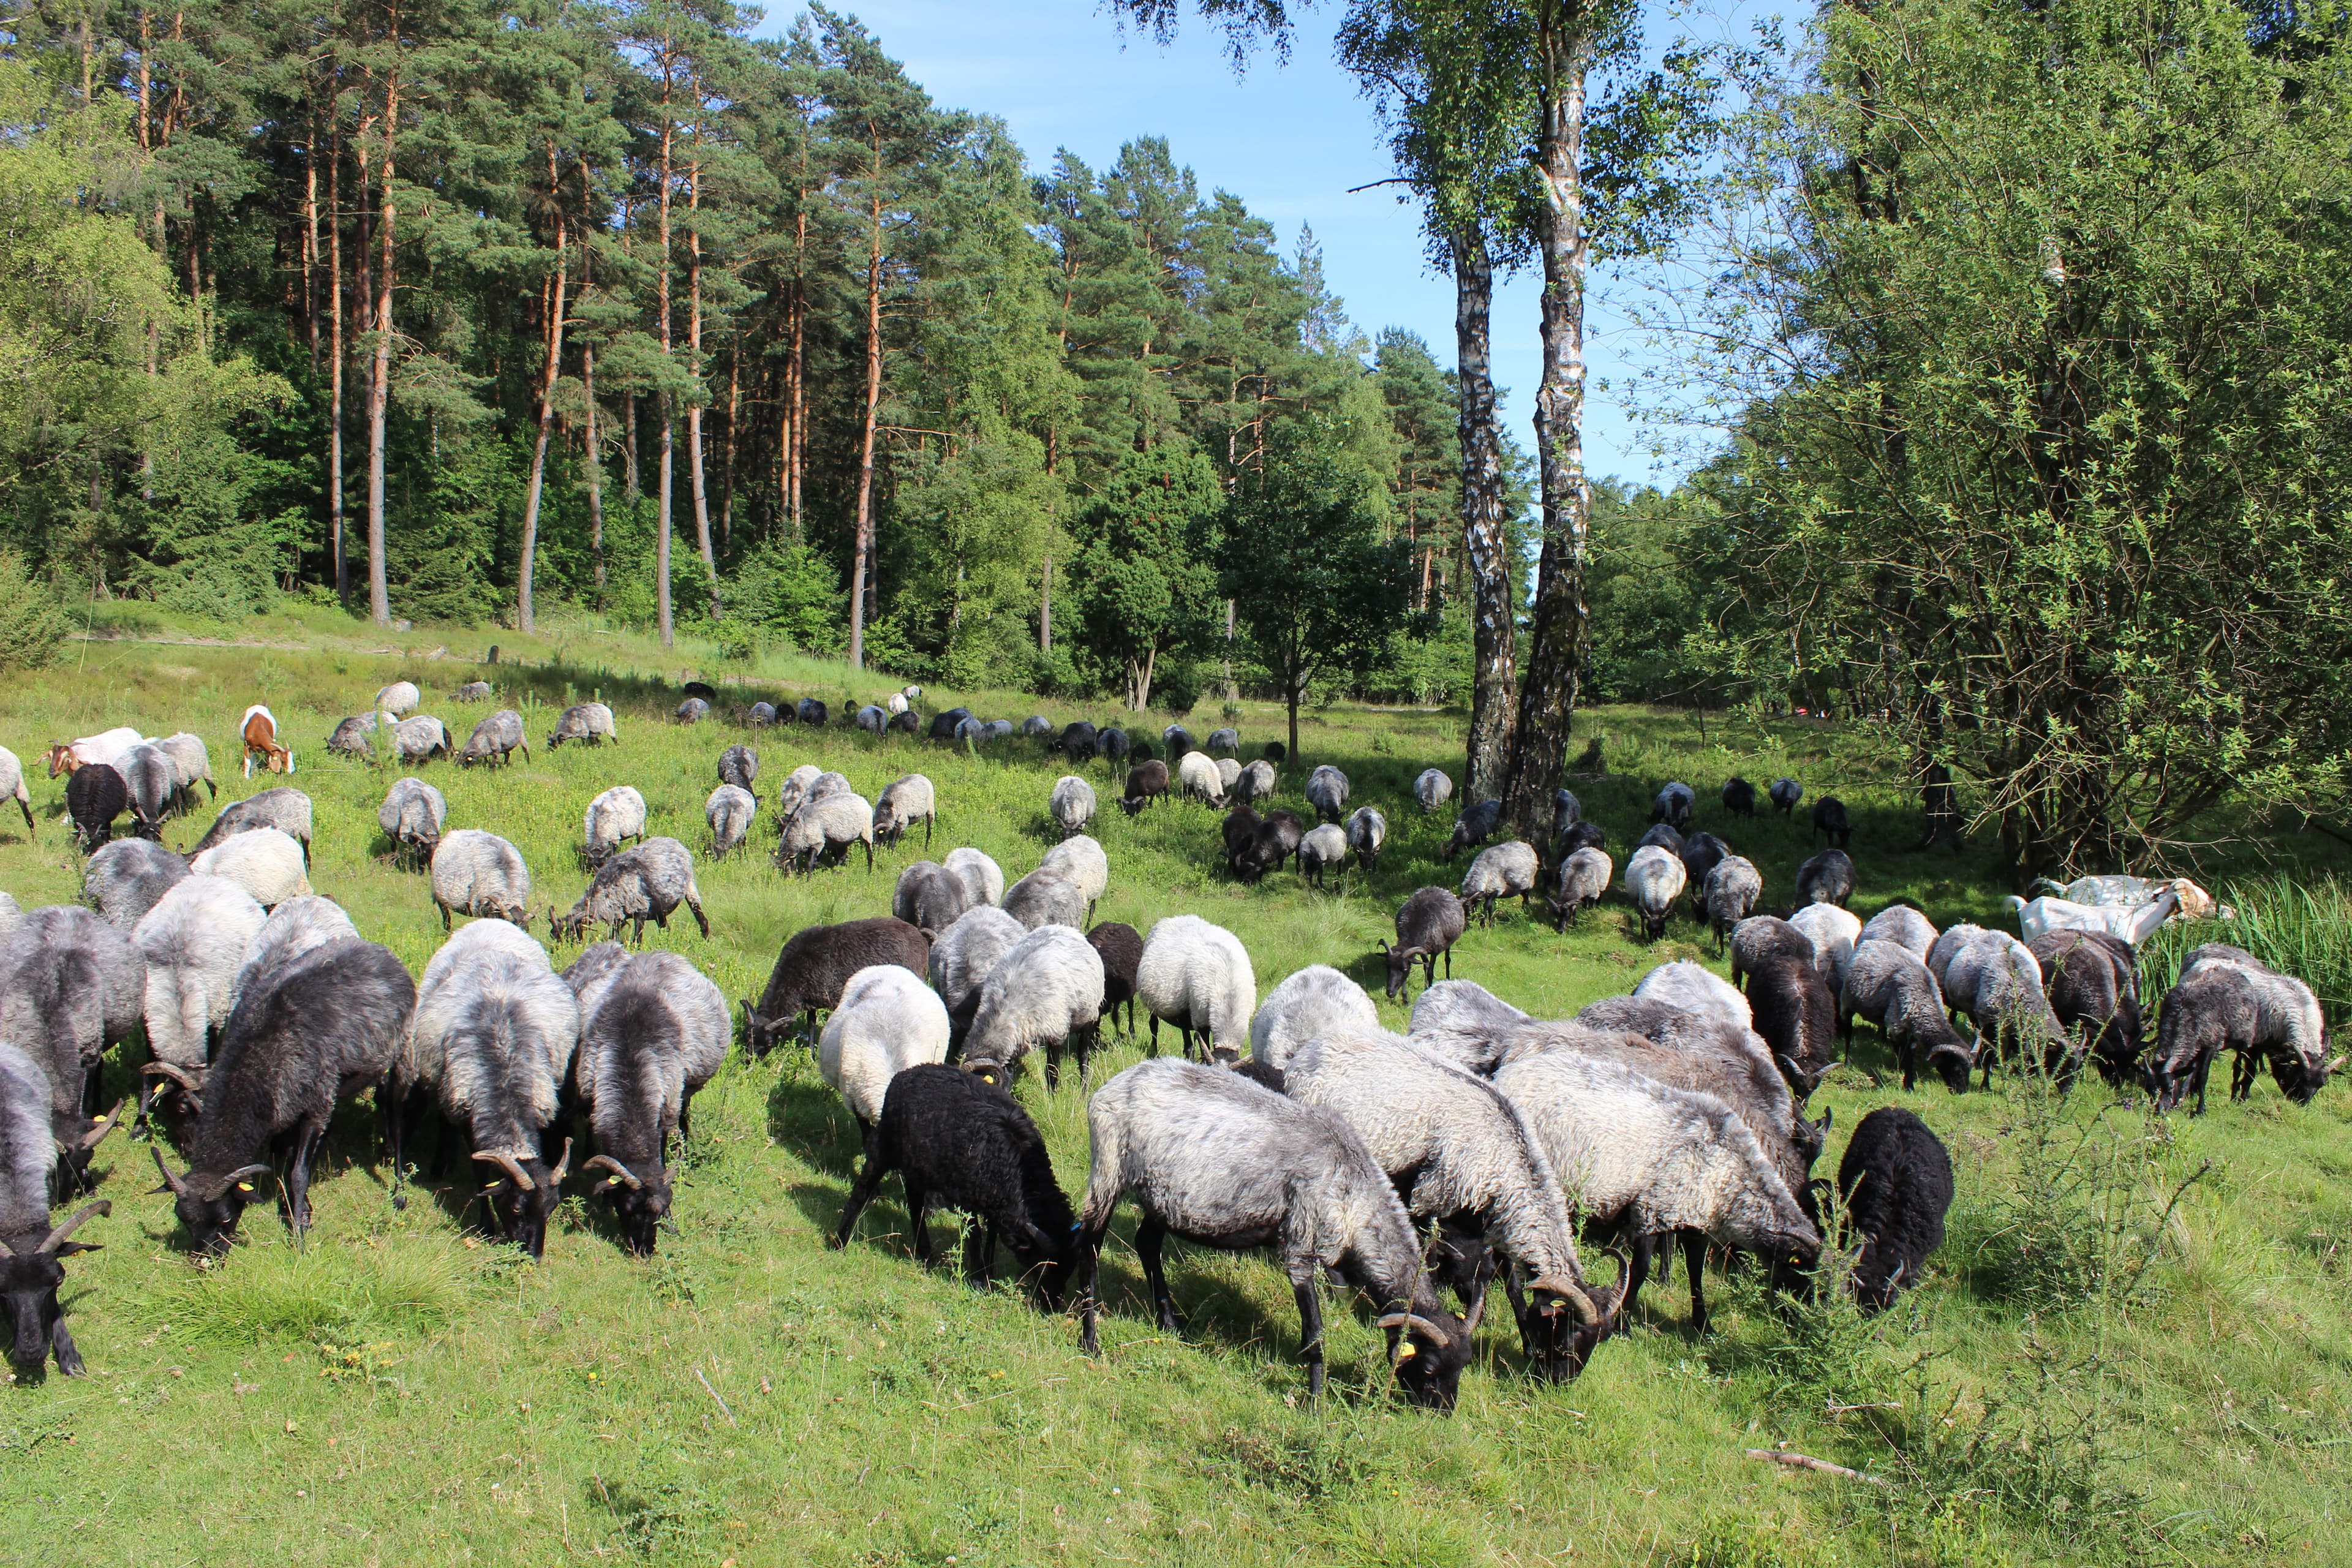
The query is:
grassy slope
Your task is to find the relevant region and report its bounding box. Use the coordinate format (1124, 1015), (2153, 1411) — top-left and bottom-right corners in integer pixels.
(2, 625), (2348, 1568)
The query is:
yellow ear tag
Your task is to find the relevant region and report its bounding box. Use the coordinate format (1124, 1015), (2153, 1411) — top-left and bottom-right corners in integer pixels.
(1396, 1341), (1418, 1361)
(236, 1182), (255, 1193)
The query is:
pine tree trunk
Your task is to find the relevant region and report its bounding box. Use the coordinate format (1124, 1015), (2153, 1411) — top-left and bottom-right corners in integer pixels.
(1502, 16), (1595, 834)
(1039, 554), (1052, 653)
(687, 140), (719, 620)
(1454, 227), (1516, 801)
(654, 53), (675, 648)
(326, 89), (347, 606)
(847, 170), (884, 671)
(364, 39), (401, 628)
(623, 393), (638, 496)
(583, 341), (606, 597)
(786, 205), (807, 531)
(517, 169), (567, 637)
(720, 347), (737, 552)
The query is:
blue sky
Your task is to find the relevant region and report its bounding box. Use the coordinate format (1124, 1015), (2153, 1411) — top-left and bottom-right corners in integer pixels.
(755, 1), (1710, 489)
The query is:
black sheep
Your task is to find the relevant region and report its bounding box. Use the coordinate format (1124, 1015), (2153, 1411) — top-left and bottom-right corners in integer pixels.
(1262, 741), (1287, 764)
(1721, 777), (1757, 818)
(1086, 922), (1142, 1035)
(153, 939), (415, 1254)
(1747, 955), (1839, 1098)
(66, 763), (129, 853)
(2031, 930), (2143, 1087)
(1553, 820), (1605, 860)
(1918, 761), (1959, 849)
(1810, 796), (1853, 850)
(1678, 832), (1730, 897)
(1836, 1107), (1953, 1313)
(1382, 886), (1467, 1000)
(682, 680), (720, 703)
(1446, 799), (1504, 861)
(928, 712), (961, 741)
(1119, 760), (1169, 815)
(1237, 809), (1305, 883)
(796, 698), (827, 725)
(1795, 848), (1857, 908)
(1095, 728), (1131, 766)
(1057, 721), (1097, 757)
(888, 708), (919, 734)
(834, 1064), (1077, 1302)
(1219, 804), (1264, 875)
(742, 917), (930, 1057)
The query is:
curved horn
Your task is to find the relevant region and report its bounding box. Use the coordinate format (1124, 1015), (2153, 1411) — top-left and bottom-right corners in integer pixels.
(39, 1199), (111, 1254)
(473, 1150), (534, 1191)
(550, 1137), (574, 1184)
(79, 1099), (128, 1151)
(1405, 1313), (1450, 1341)
(582, 1154), (641, 1191)
(1528, 1273), (1600, 1326)
(213, 1163), (274, 1198)
(141, 1060), (203, 1090)
(151, 1145), (189, 1195)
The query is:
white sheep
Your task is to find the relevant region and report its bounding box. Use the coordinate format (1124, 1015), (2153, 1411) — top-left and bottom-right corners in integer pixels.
(374, 680), (422, 717)
(1039, 834), (1109, 913)
(1216, 756), (1242, 793)
(1049, 775), (1096, 840)
(1177, 751), (1226, 805)
(430, 829), (533, 929)
(134, 874), (270, 1084)
(0, 744), (34, 836)
(584, 785), (649, 866)
(1407, 979), (1533, 1074)
(963, 925), (1107, 1088)
(1858, 903), (1938, 962)
(2005, 889), (2179, 948)
(1414, 769), (1454, 813)
(1623, 845), (1687, 940)
(1247, 964), (1379, 1070)
(1305, 765), (1350, 824)
(1788, 902), (1864, 990)
(1460, 840), (1541, 927)
(944, 846), (1005, 908)
(706, 783), (757, 858)
(772, 763), (823, 821)
(818, 964), (951, 1127)
(189, 826), (312, 909)
(873, 774), (937, 850)
(1344, 806), (1386, 873)
(1634, 960), (1754, 1035)
(1136, 914), (1256, 1062)
(1297, 823), (1350, 887)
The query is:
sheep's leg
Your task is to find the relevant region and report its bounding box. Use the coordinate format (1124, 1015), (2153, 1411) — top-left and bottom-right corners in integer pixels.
(383, 1079), (411, 1210)
(905, 1175), (936, 1265)
(2191, 1049), (2214, 1115)
(1045, 1036), (1062, 1093)
(1623, 1233), (1653, 1316)
(1147, 1015), (1160, 1057)
(287, 1120), (325, 1238)
(1077, 1223), (1108, 1355)
(1136, 1217), (1182, 1334)
(922, 814), (933, 850)
(1292, 1278), (1327, 1403)
(833, 1140), (889, 1249)
(1683, 1232), (1709, 1332)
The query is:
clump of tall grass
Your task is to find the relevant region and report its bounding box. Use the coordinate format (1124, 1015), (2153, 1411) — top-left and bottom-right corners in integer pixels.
(134, 1234), (477, 1346)
(2139, 874), (2352, 1022)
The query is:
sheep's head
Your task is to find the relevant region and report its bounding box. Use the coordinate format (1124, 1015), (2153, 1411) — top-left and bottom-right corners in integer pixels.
(3, 1202), (107, 1375)
(1379, 940), (1417, 1001)
(1517, 1264), (1622, 1383)
(583, 1155), (670, 1258)
(474, 1141), (571, 1259)
(153, 1149), (271, 1257)
(1378, 1299), (1475, 1411)
(741, 999), (785, 1058)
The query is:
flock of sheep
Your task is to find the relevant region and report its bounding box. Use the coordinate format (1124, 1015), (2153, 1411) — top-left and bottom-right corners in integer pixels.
(0, 684), (2334, 1411)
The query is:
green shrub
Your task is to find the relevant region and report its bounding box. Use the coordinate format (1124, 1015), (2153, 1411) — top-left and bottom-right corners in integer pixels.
(0, 548), (70, 667)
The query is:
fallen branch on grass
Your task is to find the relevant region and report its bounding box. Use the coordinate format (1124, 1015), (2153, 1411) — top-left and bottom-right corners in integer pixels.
(1744, 1449), (1888, 1486)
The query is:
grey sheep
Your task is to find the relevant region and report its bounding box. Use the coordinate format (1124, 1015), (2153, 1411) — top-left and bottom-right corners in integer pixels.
(1216, 756), (1243, 793)
(1730, 916), (1817, 990)
(1623, 845), (1687, 940)
(1232, 758), (1277, 805)
(2160, 944), (2334, 1109)
(1407, 979), (1532, 1075)
(1446, 799), (1502, 860)
(1246, 963), (1378, 1071)
(929, 905), (1028, 1044)
(676, 697), (710, 724)
(772, 763), (823, 821)
(0, 744), (36, 836)
(560, 938), (633, 1021)
(1093, 727), (1129, 765)
(0, 910), (143, 1195)
(1, 1041), (110, 1375)
(193, 786), (314, 864)
(963, 925), (1107, 1088)
(326, 715), (377, 757)
(457, 710), (530, 767)
(706, 784), (757, 858)
(854, 704), (887, 735)
(874, 774), (937, 850)
(1048, 775), (1096, 840)
(573, 951), (729, 1256)
(1162, 725), (1195, 757)
(893, 861), (975, 935)
(2032, 929), (2143, 1087)
(1414, 768), (1454, 813)
(134, 874), (269, 1106)
(777, 791), (875, 874)
(944, 846), (1005, 908)
(1136, 914), (1256, 1061)
(718, 745), (760, 793)
(385, 714), (451, 764)
(1075, 1058), (1476, 1407)
(453, 679), (494, 702)
(1022, 715), (1054, 737)
(151, 732), (217, 812)
(1460, 840), (1541, 928)
(1039, 834), (1109, 913)
(379, 776), (447, 864)
(191, 826), (312, 908)
(1205, 727), (1239, 755)
(742, 917), (930, 1056)
(820, 964), (951, 1128)
(1344, 805), (1386, 873)
(1943, 930), (2068, 1083)
(430, 828), (533, 930)
(228, 895), (358, 1014)
(1769, 777), (1803, 815)
(1305, 764), (1349, 824)
(1287, 1029), (1619, 1378)
(1298, 823), (1350, 887)
(1703, 855), (1763, 946)
(1841, 940), (1974, 1091)
(1552, 788), (1581, 837)
(1795, 849), (1857, 908)
(1384, 886), (1467, 1001)
(1634, 960), (1754, 1036)
(83, 837), (190, 930)
(583, 785), (649, 866)
(1650, 782), (1695, 831)
(546, 701), (618, 750)
(1637, 823), (1684, 856)
(796, 698), (828, 726)
(1859, 902), (1939, 962)
(551, 837), (709, 945)
(374, 680), (422, 715)
(1003, 869), (1087, 931)
(1550, 846), (1613, 930)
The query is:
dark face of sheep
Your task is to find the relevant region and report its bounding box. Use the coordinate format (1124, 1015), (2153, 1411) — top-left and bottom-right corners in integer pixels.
(153, 1150), (272, 1256)
(584, 1155), (671, 1257)
(1514, 1269), (1621, 1382)
(476, 1142), (571, 1259)
(1378, 1305), (1474, 1410)
(1379, 940), (1415, 1001)
(2, 1204), (105, 1374)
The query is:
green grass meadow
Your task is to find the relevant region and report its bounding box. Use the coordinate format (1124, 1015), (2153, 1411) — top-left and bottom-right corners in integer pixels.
(2, 624), (2350, 1567)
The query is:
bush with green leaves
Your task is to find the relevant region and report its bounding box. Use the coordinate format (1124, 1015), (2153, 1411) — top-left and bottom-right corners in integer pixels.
(0, 548), (68, 668)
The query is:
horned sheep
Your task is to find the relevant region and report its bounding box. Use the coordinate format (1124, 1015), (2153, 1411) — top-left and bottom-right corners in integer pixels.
(1383, 886), (1466, 1000)
(1, 1043), (110, 1375)
(875, 774), (937, 850)
(572, 950), (729, 1256)
(1841, 940), (1974, 1091)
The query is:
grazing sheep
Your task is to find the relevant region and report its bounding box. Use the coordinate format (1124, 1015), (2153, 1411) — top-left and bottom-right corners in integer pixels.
(572, 951), (729, 1256)
(1858, 902), (1937, 962)
(1, 1044), (110, 1375)
(1232, 758), (1277, 805)
(888, 709), (921, 736)
(2166, 944), (2334, 1108)
(1810, 796), (1852, 848)
(1205, 728), (1239, 756)
(1216, 756), (1242, 793)
(228, 895), (359, 1012)
(855, 705), (888, 736)
(1041, 834), (1110, 907)
(1344, 805), (1386, 873)
(1074, 1058), (1476, 1407)
(453, 679), (493, 702)
(545, 701), (619, 750)
(963, 925), (1107, 1088)
(717, 744), (760, 794)
(1943, 931), (2069, 1082)
(66, 763), (129, 851)
(750, 701), (778, 726)
(772, 763), (823, 821)
(874, 774), (937, 850)
(886, 693), (910, 717)
(944, 846), (1005, 909)
(1021, 715), (1052, 737)
(379, 777), (447, 864)
(835, 1065), (1079, 1297)
(1841, 940), (1975, 1091)
(1003, 869), (1087, 932)
(1246, 965), (1379, 1071)
(1234, 809), (1306, 884)
(190, 827), (312, 909)
(134, 875), (270, 1109)
(1049, 775), (1096, 840)
(1650, 782), (1695, 831)
(457, 710), (530, 767)
(1382, 886), (1468, 1000)
(1086, 922), (1144, 1036)
(0, 747), (32, 838)
(1836, 1107), (1952, 1312)
(1446, 799), (1502, 860)
(1721, 777), (1757, 818)
(551, 837), (709, 945)
(0, 911), (142, 1194)
(744, 917), (931, 1056)
(429, 829), (533, 929)
(675, 698), (710, 725)
(777, 791), (876, 875)
(192, 787), (314, 863)
(393, 923), (578, 1252)
(1731, 915), (1819, 991)
(1121, 760), (1171, 815)
(1175, 751), (1225, 806)
(1924, 922), (1996, 992)
(1552, 788), (1581, 838)
(117, 744), (176, 838)
(1162, 725), (1194, 758)
(582, 785), (649, 867)
(1459, 840), (1541, 928)
(1637, 823), (1684, 856)
(375, 680), (422, 716)
(1770, 778), (1803, 816)
(930, 907), (1028, 1046)
(383, 714), (451, 765)
(1742, 955), (1840, 1095)
(1305, 765), (1349, 824)
(1287, 1030), (1619, 1378)
(2030, 929), (2143, 1085)
(1493, 1050), (1820, 1328)
(1262, 741), (1287, 764)
(1136, 914), (1257, 1062)
(1298, 823), (1351, 888)
(1788, 903), (1864, 990)
(1634, 959), (1754, 1034)
(893, 861), (975, 936)
(1703, 856), (1763, 946)
(1055, 721), (1097, 758)
(326, 715), (377, 757)
(153, 939), (415, 1253)
(704, 784), (756, 858)
(1408, 980), (1532, 1074)
(820, 965), (952, 1128)
(1678, 832), (1730, 897)
(1795, 849), (1857, 908)
(796, 698), (828, 726)
(1093, 728), (1131, 767)
(83, 838), (190, 930)
(1623, 845), (1688, 941)
(1551, 846), (1613, 930)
